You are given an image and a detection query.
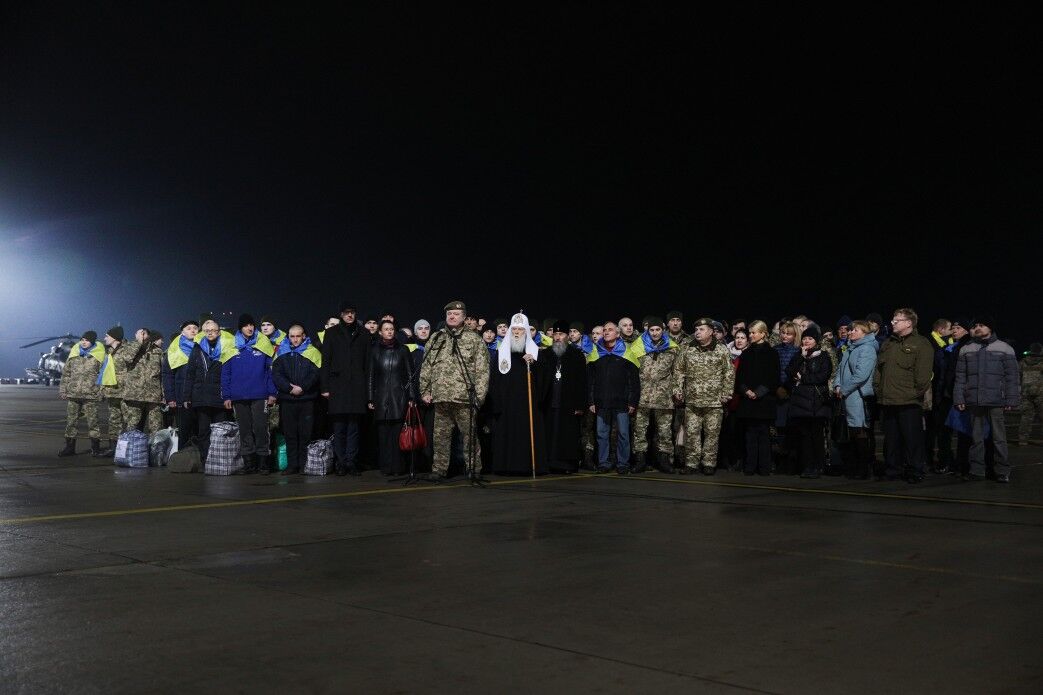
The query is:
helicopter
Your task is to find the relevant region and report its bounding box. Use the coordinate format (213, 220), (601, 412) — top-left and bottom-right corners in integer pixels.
(19, 334), (80, 383)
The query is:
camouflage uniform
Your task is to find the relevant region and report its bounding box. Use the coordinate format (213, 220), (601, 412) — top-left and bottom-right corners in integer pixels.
(103, 343), (129, 437)
(634, 344), (677, 455)
(60, 350), (102, 439)
(667, 331), (690, 460)
(118, 341), (166, 434)
(419, 325), (490, 476)
(1019, 355), (1043, 444)
(673, 340), (735, 470)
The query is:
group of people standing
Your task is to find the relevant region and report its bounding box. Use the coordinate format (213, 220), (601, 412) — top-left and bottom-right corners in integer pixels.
(58, 301), (1039, 485)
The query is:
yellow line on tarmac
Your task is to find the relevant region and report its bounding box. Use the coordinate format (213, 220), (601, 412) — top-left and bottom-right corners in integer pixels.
(609, 473), (1043, 510)
(0, 475), (586, 526)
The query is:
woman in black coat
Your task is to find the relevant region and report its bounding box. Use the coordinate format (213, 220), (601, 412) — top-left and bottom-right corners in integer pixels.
(367, 321), (418, 475)
(320, 310), (370, 475)
(736, 320), (780, 475)
(785, 324), (834, 478)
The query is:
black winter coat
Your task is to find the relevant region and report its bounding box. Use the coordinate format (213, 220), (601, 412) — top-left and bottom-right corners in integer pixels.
(589, 352), (640, 410)
(162, 354), (192, 404)
(320, 321), (370, 415)
(272, 352), (320, 402)
(185, 342), (225, 408)
(367, 340), (418, 420)
(735, 341), (780, 420)
(786, 349), (833, 419)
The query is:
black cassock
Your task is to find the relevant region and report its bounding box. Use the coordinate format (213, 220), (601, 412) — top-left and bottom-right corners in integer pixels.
(490, 351), (550, 474)
(540, 344), (589, 472)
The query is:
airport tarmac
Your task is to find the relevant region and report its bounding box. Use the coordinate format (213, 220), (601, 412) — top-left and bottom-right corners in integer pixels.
(0, 384), (1040, 693)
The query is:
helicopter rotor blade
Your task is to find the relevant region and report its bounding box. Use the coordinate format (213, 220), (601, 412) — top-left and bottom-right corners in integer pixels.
(19, 334), (78, 349)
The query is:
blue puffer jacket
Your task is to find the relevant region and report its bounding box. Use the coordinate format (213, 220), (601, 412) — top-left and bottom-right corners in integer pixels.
(953, 335), (1020, 408)
(836, 334), (877, 428)
(220, 346), (276, 401)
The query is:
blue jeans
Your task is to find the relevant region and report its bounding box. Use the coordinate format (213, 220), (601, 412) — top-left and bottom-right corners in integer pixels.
(596, 408), (631, 470)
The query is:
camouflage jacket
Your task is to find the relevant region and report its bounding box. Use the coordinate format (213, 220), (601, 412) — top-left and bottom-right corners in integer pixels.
(668, 331), (690, 347)
(419, 327), (490, 406)
(1021, 356), (1043, 397)
(673, 340), (735, 407)
(636, 348), (678, 409)
(118, 341), (164, 404)
(59, 352), (102, 401)
(103, 342), (130, 399)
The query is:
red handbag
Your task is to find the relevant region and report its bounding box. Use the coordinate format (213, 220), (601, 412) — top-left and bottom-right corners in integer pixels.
(399, 403), (428, 452)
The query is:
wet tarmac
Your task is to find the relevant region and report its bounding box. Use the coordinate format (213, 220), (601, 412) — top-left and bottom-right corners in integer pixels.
(1, 385), (1041, 693)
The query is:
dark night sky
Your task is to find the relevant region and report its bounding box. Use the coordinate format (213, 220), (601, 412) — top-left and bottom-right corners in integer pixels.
(1, 5), (1039, 374)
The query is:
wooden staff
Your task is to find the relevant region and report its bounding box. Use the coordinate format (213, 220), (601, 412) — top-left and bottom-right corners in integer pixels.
(526, 358), (536, 479)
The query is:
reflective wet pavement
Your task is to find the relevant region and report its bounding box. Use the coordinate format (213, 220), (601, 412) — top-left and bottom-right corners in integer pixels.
(1, 385), (1041, 693)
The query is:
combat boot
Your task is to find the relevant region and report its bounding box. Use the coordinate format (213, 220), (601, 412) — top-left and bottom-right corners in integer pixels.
(631, 451), (648, 474)
(89, 438), (102, 457)
(257, 455), (271, 476)
(242, 453), (258, 474)
(656, 452), (675, 474)
(58, 438), (77, 457)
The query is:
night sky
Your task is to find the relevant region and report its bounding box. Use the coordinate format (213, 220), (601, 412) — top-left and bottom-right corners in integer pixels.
(1, 6), (1039, 375)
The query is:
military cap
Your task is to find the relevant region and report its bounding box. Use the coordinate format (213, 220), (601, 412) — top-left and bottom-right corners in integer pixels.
(81, 330), (97, 343)
(444, 300), (466, 312)
(569, 321), (585, 332)
(666, 310), (683, 321)
(692, 317), (714, 329)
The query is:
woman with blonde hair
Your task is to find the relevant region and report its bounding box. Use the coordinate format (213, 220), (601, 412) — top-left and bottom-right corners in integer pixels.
(736, 320), (781, 475)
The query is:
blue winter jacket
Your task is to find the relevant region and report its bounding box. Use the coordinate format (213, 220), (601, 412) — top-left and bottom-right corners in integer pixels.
(953, 335), (1020, 408)
(836, 334), (877, 428)
(220, 346), (276, 401)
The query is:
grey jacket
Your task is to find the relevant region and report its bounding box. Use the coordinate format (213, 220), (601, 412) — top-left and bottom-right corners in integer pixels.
(953, 335), (1020, 408)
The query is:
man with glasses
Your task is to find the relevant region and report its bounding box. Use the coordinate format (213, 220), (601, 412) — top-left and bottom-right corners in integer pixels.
(873, 308), (933, 482)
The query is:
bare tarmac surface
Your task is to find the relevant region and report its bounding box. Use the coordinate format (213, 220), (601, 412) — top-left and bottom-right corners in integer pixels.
(0, 384), (1041, 693)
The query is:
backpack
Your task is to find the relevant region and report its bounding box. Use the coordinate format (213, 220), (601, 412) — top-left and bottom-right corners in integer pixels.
(304, 437), (334, 475)
(168, 444), (201, 473)
(114, 430), (150, 468)
(204, 421), (244, 475)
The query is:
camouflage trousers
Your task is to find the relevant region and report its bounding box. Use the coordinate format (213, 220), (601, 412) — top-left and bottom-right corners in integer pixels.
(683, 406), (723, 469)
(433, 402), (480, 476)
(105, 397), (124, 438)
(121, 401), (165, 435)
(633, 407), (674, 455)
(65, 399), (100, 439)
(1020, 395), (1041, 443)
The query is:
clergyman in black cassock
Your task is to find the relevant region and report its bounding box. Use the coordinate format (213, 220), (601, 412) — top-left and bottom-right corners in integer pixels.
(541, 321), (589, 473)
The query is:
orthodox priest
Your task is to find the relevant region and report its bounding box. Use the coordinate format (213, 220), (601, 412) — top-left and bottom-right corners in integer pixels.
(542, 320), (589, 473)
(490, 313), (549, 475)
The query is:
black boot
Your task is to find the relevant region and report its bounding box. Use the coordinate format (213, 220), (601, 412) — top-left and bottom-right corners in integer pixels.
(58, 437), (76, 457)
(242, 453), (257, 474)
(258, 455), (271, 476)
(89, 438), (102, 457)
(656, 452), (675, 474)
(632, 451), (648, 474)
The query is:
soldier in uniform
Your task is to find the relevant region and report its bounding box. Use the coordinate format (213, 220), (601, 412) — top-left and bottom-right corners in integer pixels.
(58, 330), (105, 457)
(100, 325), (128, 456)
(666, 311), (688, 346)
(1018, 342), (1043, 445)
(119, 328), (166, 434)
(418, 300), (490, 482)
(630, 317), (679, 473)
(673, 317), (735, 475)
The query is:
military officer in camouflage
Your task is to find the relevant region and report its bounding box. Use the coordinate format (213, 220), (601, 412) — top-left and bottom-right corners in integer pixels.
(1019, 343), (1043, 445)
(58, 330), (105, 457)
(673, 317), (736, 474)
(419, 300), (491, 481)
(631, 317), (679, 473)
(119, 328), (166, 434)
